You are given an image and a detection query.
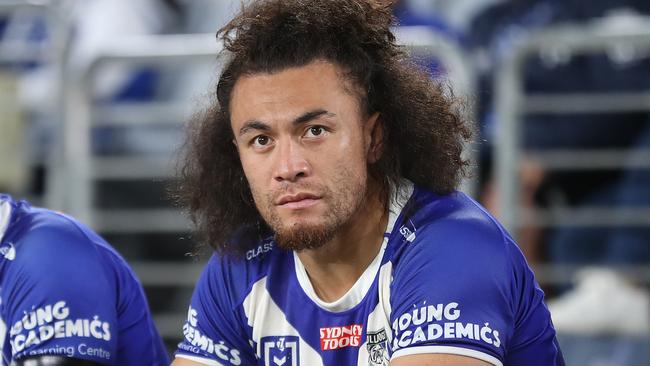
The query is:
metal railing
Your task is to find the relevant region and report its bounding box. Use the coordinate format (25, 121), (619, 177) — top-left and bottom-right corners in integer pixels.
(61, 33), (221, 228)
(0, 0), (73, 208)
(495, 14), (650, 232)
(494, 14), (650, 286)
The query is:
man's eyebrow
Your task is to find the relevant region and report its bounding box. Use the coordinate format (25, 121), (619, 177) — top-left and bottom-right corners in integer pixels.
(239, 109), (335, 136)
(239, 120), (271, 136)
(293, 109), (335, 126)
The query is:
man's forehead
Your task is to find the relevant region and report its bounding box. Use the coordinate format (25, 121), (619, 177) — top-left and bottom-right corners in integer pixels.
(229, 60), (366, 125)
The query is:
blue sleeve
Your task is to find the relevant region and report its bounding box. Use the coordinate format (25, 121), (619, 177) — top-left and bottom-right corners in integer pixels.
(106, 248), (170, 366)
(175, 255), (256, 366)
(2, 218), (118, 364)
(503, 236), (564, 365)
(388, 216), (562, 365)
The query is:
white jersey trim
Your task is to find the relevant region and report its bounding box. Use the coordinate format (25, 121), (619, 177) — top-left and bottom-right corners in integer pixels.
(292, 181), (414, 313)
(293, 238), (387, 313)
(391, 345), (503, 366)
(0, 200), (12, 244)
(386, 180), (414, 234)
(175, 354), (225, 366)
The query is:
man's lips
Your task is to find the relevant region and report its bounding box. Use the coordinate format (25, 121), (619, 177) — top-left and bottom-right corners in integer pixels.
(276, 193), (321, 209)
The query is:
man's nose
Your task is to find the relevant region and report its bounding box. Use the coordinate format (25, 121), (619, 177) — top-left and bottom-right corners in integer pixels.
(273, 139), (311, 183)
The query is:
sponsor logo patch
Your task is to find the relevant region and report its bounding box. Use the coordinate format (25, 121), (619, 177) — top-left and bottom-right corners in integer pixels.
(319, 324), (362, 350)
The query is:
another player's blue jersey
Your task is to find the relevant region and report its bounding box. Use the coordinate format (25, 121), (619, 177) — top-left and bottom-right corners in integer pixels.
(175, 182), (564, 366)
(0, 194), (170, 365)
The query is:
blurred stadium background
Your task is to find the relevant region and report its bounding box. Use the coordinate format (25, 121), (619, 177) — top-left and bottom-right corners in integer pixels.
(0, 0), (648, 364)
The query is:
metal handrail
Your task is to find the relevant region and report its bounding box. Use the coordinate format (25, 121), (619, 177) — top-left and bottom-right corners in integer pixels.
(0, 1), (60, 63)
(61, 33), (221, 225)
(495, 14), (650, 232)
(0, 0), (74, 211)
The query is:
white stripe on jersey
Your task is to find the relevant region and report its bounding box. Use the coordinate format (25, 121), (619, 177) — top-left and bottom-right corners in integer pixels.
(242, 277), (324, 365)
(0, 200), (11, 244)
(377, 261), (393, 341)
(357, 295), (392, 366)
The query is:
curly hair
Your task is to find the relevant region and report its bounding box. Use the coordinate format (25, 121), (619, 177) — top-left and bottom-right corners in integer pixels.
(174, 0), (472, 256)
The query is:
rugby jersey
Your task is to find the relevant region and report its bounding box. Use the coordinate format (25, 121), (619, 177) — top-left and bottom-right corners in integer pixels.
(175, 182), (564, 366)
(0, 194), (169, 365)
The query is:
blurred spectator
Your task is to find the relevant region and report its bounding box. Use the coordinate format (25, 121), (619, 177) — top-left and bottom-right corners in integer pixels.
(468, 0), (650, 359)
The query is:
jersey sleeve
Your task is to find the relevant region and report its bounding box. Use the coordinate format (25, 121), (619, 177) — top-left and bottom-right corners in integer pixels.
(107, 249), (170, 366)
(388, 215), (561, 366)
(2, 217), (118, 364)
(175, 255), (256, 366)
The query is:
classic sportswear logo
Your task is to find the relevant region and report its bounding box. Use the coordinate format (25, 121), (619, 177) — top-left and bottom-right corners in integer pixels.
(0, 243), (16, 260)
(399, 218), (416, 243)
(319, 324), (362, 350)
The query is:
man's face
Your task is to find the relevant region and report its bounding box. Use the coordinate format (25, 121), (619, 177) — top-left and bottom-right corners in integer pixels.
(230, 60), (379, 250)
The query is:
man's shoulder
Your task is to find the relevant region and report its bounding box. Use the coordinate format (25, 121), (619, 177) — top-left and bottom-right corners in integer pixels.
(389, 187), (515, 275)
(15, 209), (119, 260)
(0, 200), (136, 290)
(407, 188), (508, 246)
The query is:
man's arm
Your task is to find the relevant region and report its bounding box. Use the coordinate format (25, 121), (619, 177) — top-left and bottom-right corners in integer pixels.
(390, 354), (492, 366)
(170, 350), (493, 366)
(15, 356), (104, 366)
(170, 358), (208, 366)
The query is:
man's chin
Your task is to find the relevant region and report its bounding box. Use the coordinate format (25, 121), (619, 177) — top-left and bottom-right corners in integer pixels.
(274, 223), (337, 251)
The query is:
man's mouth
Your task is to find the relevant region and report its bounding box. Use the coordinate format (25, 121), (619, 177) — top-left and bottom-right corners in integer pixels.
(276, 193), (321, 209)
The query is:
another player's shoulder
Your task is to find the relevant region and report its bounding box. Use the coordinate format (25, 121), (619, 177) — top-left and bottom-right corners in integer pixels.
(0, 195), (128, 276)
(16, 209), (107, 258)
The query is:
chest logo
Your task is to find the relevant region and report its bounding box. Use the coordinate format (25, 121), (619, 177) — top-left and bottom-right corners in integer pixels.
(261, 336), (299, 366)
(366, 329), (389, 366)
(319, 324), (362, 350)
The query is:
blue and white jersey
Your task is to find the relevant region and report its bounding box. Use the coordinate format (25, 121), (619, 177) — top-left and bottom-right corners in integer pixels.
(0, 194), (169, 365)
(175, 183), (564, 366)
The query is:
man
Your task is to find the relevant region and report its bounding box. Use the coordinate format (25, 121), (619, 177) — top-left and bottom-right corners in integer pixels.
(0, 194), (170, 365)
(172, 0), (564, 365)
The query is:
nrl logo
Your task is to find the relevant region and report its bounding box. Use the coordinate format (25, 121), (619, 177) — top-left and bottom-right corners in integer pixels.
(261, 336), (299, 366)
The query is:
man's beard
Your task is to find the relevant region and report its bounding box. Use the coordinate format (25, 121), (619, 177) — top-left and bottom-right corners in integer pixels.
(254, 175), (367, 251)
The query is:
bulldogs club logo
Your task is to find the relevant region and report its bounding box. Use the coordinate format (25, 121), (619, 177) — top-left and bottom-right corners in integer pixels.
(261, 336), (299, 366)
(366, 329), (389, 366)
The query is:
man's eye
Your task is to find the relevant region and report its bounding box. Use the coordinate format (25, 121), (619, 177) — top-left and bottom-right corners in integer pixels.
(305, 126), (325, 137)
(253, 135), (270, 146)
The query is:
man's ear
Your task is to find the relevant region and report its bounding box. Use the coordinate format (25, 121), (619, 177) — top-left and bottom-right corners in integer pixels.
(364, 112), (383, 163)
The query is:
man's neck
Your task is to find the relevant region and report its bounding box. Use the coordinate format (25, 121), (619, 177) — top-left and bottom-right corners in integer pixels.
(296, 184), (389, 303)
